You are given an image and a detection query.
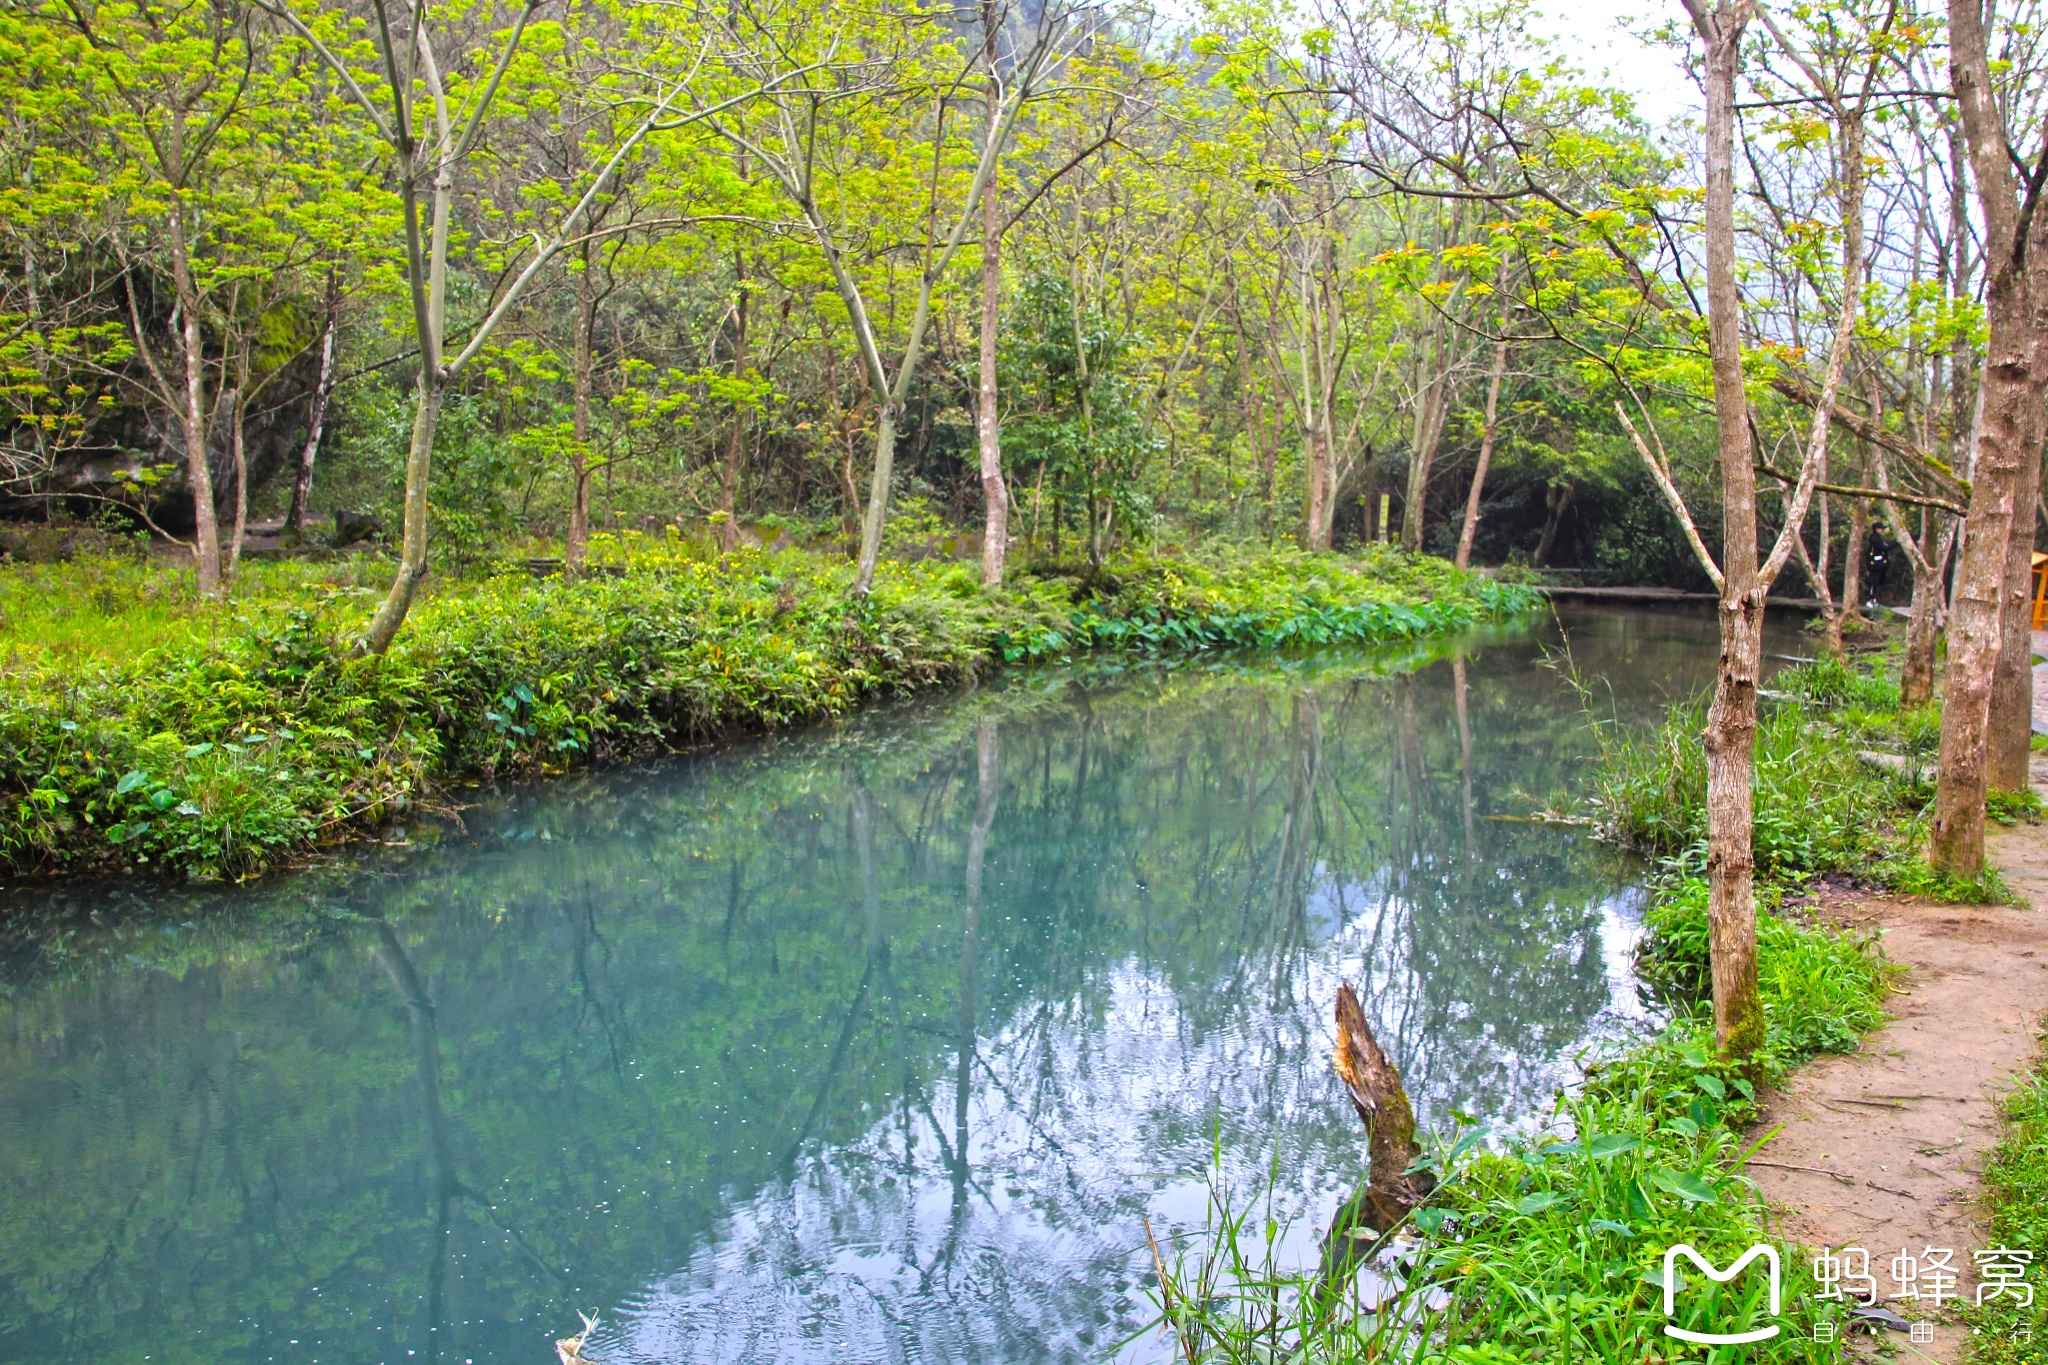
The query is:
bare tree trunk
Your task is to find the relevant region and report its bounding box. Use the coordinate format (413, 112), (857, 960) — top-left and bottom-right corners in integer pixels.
(167, 195), (222, 598)
(854, 407), (903, 587)
(567, 250), (598, 571)
(977, 6), (1009, 588)
(1302, 183), (1338, 552)
(1400, 321), (1451, 553)
(1685, 0), (1765, 1061)
(718, 263), (749, 556)
(287, 271), (340, 535)
(1841, 493), (1869, 622)
(1988, 441), (2044, 789)
(1302, 293), (1334, 551)
(1931, 0), (2048, 873)
(1799, 493), (1844, 658)
(1533, 482), (1571, 567)
(363, 370), (445, 655)
(1456, 329), (1509, 570)
(227, 373), (248, 582)
(1904, 562), (1944, 705)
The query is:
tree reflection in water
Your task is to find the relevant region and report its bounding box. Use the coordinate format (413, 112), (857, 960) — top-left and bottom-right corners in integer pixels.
(0, 606), (1758, 1365)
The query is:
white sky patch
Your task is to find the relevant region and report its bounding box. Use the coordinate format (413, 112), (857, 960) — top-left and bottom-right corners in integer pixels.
(1529, 0), (1701, 129)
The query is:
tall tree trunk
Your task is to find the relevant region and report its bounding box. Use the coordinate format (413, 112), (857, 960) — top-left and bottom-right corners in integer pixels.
(1400, 321), (1450, 553)
(1841, 492), (1869, 621)
(1931, 0), (2048, 873)
(1302, 184), (1338, 552)
(1683, 0), (1765, 1061)
(167, 194), (222, 599)
(1302, 292), (1334, 551)
(977, 6), (1009, 588)
(1533, 482), (1570, 567)
(1904, 557), (1945, 706)
(1456, 327), (1509, 570)
(1988, 443), (2044, 789)
(287, 271), (341, 535)
(567, 249), (598, 571)
(718, 263), (749, 555)
(226, 366), (248, 583)
(1803, 492), (1845, 658)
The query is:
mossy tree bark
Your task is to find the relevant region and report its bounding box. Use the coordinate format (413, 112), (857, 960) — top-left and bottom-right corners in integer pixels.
(1331, 983), (1432, 1233)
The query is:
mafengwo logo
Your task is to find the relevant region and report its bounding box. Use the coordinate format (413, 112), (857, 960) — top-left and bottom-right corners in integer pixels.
(1663, 1244), (1783, 1345)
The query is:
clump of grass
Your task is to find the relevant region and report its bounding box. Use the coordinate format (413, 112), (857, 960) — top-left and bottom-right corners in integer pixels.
(1146, 892), (1891, 1362)
(1593, 701), (1920, 877)
(1882, 857), (2016, 905)
(1988, 788), (2045, 826)
(1961, 1059), (2048, 1362)
(1778, 653), (1900, 711)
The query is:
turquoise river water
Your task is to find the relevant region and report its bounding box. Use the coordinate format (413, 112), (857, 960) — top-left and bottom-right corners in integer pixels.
(0, 604), (1794, 1365)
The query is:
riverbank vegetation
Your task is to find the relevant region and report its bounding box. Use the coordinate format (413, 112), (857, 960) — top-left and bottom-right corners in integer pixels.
(1595, 653), (2024, 904)
(0, 537), (1533, 880)
(1150, 876), (1894, 1362)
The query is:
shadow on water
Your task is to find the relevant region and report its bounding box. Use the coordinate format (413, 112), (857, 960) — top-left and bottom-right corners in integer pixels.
(0, 604), (1790, 1365)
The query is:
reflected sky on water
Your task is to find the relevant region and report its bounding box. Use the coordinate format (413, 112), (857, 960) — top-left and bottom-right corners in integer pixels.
(0, 604), (1782, 1365)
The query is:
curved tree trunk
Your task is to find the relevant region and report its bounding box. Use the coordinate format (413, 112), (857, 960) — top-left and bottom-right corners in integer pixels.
(363, 372), (445, 655)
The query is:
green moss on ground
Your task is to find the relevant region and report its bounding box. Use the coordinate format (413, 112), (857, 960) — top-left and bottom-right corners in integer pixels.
(0, 534), (1536, 881)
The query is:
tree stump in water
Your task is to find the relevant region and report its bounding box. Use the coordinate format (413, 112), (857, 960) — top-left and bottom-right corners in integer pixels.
(1330, 981), (1435, 1235)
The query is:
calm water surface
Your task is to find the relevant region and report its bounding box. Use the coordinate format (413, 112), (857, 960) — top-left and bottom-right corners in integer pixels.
(0, 605), (1785, 1365)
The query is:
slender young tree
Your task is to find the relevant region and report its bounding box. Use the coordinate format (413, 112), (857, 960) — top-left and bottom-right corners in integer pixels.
(1638, 0), (1869, 1059)
(266, 0), (776, 648)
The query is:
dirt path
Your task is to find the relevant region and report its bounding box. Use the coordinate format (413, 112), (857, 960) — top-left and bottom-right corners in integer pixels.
(1746, 812), (2048, 1360)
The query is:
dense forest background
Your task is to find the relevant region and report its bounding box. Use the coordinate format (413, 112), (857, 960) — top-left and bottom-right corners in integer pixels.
(0, 0), (1995, 601)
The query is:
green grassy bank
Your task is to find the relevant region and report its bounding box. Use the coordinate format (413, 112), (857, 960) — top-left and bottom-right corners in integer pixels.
(0, 534), (1536, 882)
(1594, 653), (2028, 902)
(1149, 650), (1970, 1361)
(1152, 875), (1895, 1362)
